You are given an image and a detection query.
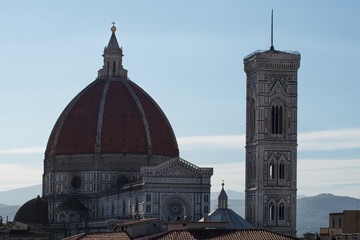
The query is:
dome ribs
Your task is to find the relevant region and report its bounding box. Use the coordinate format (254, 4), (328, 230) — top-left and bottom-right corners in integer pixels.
(95, 79), (111, 152)
(129, 81), (178, 157)
(101, 81), (147, 154)
(45, 78), (178, 160)
(56, 81), (105, 154)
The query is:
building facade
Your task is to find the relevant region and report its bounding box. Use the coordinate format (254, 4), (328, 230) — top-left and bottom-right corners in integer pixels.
(14, 25), (212, 240)
(320, 210), (360, 240)
(244, 46), (300, 236)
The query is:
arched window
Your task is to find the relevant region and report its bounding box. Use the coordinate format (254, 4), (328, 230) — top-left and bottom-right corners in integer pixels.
(279, 163), (285, 179)
(269, 163), (275, 180)
(107, 61), (109, 75)
(271, 102), (283, 134)
(279, 204), (285, 220)
(269, 204), (275, 221)
(122, 200), (126, 215)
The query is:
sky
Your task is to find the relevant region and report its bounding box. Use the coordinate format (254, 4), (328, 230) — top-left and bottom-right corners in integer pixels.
(0, 0), (360, 199)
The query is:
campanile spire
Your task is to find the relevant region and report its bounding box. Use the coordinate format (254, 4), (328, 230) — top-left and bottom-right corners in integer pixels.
(270, 9), (274, 51)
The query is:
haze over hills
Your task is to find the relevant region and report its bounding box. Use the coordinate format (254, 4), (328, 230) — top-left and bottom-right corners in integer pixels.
(1, 185), (360, 237)
(0, 184), (42, 206)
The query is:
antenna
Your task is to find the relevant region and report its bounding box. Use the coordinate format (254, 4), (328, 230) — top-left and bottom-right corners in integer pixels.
(270, 9), (274, 51)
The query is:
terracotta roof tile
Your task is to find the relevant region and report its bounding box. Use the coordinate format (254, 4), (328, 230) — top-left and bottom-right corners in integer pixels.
(146, 229), (300, 240)
(64, 231), (131, 240)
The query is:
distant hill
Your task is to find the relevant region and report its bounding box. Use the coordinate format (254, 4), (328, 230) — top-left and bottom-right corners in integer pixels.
(211, 199), (245, 216)
(0, 184), (42, 206)
(297, 193), (360, 235)
(1, 185), (360, 237)
(0, 204), (19, 221)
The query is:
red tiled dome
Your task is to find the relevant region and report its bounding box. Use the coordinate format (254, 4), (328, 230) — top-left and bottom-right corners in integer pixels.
(45, 78), (178, 158)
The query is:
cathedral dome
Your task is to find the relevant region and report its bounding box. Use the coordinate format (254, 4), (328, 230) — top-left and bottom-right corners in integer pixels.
(44, 28), (178, 171)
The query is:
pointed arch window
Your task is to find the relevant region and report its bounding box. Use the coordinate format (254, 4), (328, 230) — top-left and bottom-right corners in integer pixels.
(271, 100), (283, 135)
(279, 162), (285, 179)
(279, 204), (285, 220)
(269, 204), (275, 221)
(269, 163), (275, 180)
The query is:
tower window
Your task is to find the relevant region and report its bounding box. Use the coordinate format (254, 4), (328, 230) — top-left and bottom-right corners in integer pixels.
(279, 163), (285, 179)
(269, 163), (275, 180)
(269, 205), (275, 221)
(279, 204), (285, 220)
(271, 104), (283, 134)
(113, 61), (116, 75)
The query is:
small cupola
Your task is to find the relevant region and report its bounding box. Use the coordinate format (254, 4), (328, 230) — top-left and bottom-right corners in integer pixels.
(218, 181), (228, 209)
(98, 22), (128, 79)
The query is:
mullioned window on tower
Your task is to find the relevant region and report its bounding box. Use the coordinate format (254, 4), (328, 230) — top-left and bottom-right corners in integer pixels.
(271, 105), (283, 134)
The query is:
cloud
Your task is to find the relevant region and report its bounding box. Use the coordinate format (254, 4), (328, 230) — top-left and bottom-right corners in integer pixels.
(0, 163), (42, 191)
(298, 158), (360, 198)
(178, 127), (360, 152)
(210, 162), (245, 193)
(0, 146), (44, 154)
(178, 135), (245, 150)
(298, 128), (360, 151)
(1, 127), (359, 155)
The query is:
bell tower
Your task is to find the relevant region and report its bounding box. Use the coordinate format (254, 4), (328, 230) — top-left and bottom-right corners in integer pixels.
(243, 14), (300, 236)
